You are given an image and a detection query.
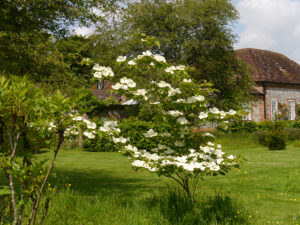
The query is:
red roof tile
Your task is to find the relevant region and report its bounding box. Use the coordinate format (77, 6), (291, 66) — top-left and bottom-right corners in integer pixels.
(236, 48), (300, 84)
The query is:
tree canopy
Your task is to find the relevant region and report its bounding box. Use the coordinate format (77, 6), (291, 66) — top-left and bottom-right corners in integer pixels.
(0, 0), (115, 94)
(91, 0), (254, 109)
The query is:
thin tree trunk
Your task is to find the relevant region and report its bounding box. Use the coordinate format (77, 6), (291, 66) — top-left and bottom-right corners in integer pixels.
(8, 131), (20, 225)
(39, 198), (50, 225)
(1, 199), (7, 225)
(28, 131), (64, 225)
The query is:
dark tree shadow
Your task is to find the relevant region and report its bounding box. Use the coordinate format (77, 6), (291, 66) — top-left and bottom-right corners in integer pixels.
(145, 187), (251, 225)
(50, 169), (167, 198)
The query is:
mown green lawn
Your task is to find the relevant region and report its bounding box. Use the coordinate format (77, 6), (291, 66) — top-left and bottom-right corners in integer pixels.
(1, 142), (300, 224)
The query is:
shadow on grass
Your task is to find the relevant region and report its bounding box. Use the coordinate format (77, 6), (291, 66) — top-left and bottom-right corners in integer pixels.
(145, 187), (250, 225)
(50, 169), (166, 198)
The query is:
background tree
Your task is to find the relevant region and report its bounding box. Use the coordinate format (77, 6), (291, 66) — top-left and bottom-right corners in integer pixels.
(0, 0), (116, 94)
(92, 0), (254, 110)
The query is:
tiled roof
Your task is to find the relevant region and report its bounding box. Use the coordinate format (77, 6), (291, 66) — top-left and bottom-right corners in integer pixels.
(236, 48), (300, 85)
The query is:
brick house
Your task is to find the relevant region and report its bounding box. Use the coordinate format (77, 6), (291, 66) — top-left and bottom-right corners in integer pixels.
(237, 48), (300, 121)
(91, 48), (300, 121)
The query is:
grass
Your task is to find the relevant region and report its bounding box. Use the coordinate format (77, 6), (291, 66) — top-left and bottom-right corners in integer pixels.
(1, 135), (300, 224)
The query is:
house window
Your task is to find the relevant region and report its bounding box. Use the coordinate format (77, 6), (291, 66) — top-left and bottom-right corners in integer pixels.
(271, 99), (277, 120)
(288, 100), (295, 120)
(242, 103), (251, 121)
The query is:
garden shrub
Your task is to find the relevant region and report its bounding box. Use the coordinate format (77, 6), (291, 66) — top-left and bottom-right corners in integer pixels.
(283, 128), (300, 141)
(293, 140), (300, 147)
(119, 118), (172, 150)
(230, 121), (258, 133)
(253, 131), (268, 147)
(267, 131), (286, 150)
(83, 132), (118, 152)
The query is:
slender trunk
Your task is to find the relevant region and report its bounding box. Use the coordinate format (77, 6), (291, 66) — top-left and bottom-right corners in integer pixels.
(1, 199), (7, 225)
(165, 174), (193, 202)
(8, 131), (20, 225)
(18, 183), (26, 225)
(39, 198), (50, 225)
(28, 131), (64, 225)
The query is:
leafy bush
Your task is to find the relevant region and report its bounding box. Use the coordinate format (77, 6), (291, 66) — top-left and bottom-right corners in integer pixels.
(230, 121), (258, 133)
(293, 140), (300, 147)
(83, 132), (118, 152)
(253, 131), (268, 147)
(119, 118), (172, 151)
(283, 128), (300, 141)
(267, 131), (286, 150)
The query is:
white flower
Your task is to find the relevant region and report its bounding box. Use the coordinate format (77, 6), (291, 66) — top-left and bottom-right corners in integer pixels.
(48, 122), (56, 131)
(125, 144), (139, 152)
(153, 54), (166, 63)
(210, 164), (220, 171)
(150, 101), (160, 105)
(128, 60), (137, 65)
(141, 38), (146, 42)
(227, 155), (235, 160)
(220, 111), (226, 118)
(150, 62), (155, 66)
(183, 78), (192, 83)
(176, 99), (186, 103)
(113, 136), (130, 144)
(186, 95), (205, 103)
(133, 89), (147, 96)
(177, 117), (189, 125)
(132, 160), (147, 168)
(112, 83), (122, 90)
(165, 66), (176, 74)
(143, 50), (152, 56)
(176, 65), (185, 70)
(209, 107), (220, 114)
(161, 132), (171, 137)
(207, 142), (214, 146)
(84, 119), (96, 129)
(99, 121), (120, 134)
(157, 81), (171, 88)
(228, 109), (236, 115)
(83, 131), (95, 139)
(93, 65), (114, 78)
(203, 133), (214, 137)
(166, 110), (183, 117)
(174, 141), (184, 147)
(116, 56), (127, 62)
(72, 116), (83, 121)
(120, 77), (136, 88)
(143, 129), (158, 138)
(165, 149), (175, 154)
(168, 88), (181, 97)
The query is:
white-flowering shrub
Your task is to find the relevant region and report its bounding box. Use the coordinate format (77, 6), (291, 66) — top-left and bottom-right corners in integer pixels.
(92, 49), (242, 200)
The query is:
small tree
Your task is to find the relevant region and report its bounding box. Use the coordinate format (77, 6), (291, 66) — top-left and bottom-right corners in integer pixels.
(91, 48), (242, 201)
(0, 76), (93, 225)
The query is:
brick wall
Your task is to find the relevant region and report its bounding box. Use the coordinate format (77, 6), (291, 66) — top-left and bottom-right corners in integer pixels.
(265, 86), (300, 120)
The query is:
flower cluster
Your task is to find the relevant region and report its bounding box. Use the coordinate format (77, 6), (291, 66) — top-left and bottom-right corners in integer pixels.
(112, 77), (136, 90)
(93, 49), (241, 197)
(93, 65), (114, 79)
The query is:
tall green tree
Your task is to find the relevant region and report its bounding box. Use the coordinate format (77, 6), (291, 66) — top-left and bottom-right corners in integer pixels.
(0, 0), (116, 93)
(92, 0), (254, 109)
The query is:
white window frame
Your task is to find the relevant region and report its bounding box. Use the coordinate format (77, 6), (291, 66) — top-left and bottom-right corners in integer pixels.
(242, 103), (252, 121)
(288, 100), (296, 120)
(271, 99), (278, 120)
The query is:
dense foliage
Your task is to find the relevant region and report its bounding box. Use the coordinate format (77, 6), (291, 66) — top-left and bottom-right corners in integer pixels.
(0, 0), (116, 94)
(91, 0), (254, 110)
(0, 76), (97, 224)
(86, 49), (243, 200)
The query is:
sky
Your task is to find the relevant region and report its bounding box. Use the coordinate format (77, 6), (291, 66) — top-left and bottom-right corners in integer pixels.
(232, 0), (300, 63)
(74, 0), (300, 63)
